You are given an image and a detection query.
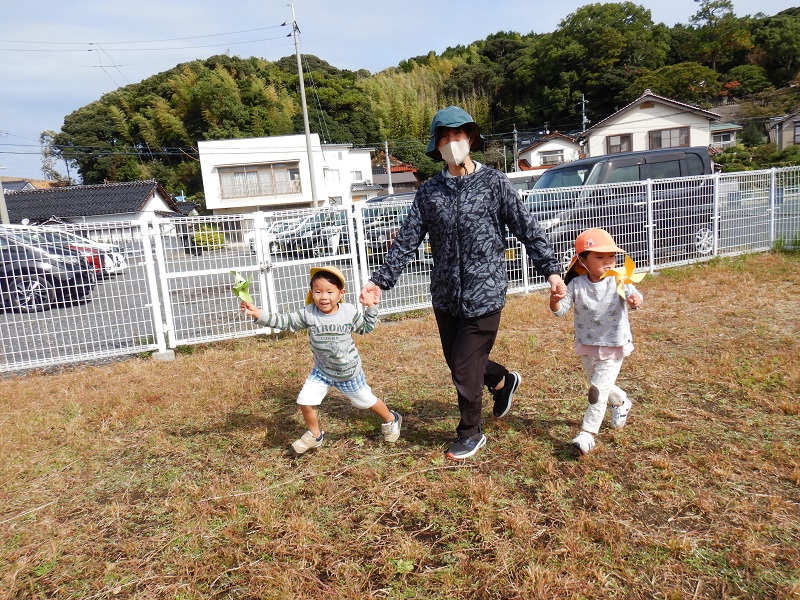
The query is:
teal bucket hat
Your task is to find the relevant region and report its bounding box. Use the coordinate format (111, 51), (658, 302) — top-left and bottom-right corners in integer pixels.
(425, 106), (486, 160)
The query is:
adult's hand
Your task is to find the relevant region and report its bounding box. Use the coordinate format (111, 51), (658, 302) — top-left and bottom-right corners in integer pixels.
(359, 281), (382, 306)
(547, 273), (566, 297)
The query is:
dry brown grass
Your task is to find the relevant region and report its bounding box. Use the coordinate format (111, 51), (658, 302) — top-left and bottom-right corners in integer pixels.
(1, 252), (799, 599)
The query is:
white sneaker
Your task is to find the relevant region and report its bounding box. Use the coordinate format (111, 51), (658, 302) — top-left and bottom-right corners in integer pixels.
(611, 398), (632, 430)
(381, 411), (402, 443)
(571, 431), (596, 456)
(290, 430), (324, 456)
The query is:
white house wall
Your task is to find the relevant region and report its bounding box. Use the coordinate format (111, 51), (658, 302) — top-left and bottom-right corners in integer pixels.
(585, 102), (713, 157)
(199, 135), (328, 214)
(320, 146), (376, 204)
(519, 139), (582, 168)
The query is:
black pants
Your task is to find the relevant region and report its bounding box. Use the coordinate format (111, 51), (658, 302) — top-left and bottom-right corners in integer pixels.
(434, 308), (509, 439)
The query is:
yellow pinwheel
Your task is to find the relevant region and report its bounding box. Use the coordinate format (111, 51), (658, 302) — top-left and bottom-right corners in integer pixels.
(600, 255), (645, 299)
(230, 271), (253, 304)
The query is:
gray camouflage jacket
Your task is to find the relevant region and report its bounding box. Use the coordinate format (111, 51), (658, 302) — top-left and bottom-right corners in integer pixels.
(370, 165), (561, 318)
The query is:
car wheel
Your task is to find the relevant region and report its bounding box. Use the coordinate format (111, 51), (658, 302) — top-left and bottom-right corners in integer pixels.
(5, 274), (55, 313)
(692, 222), (715, 257)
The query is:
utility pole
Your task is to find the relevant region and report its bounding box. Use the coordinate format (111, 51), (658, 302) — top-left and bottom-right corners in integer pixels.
(384, 141), (393, 194)
(513, 125), (519, 172)
(289, 3), (319, 207)
(581, 93), (590, 132)
(0, 178), (9, 224)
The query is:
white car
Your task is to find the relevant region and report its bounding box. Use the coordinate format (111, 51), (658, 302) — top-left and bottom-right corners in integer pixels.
(39, 227), (128, 276)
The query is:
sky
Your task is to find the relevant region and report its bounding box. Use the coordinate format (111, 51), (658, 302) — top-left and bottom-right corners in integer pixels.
(0, 0), (794, 181)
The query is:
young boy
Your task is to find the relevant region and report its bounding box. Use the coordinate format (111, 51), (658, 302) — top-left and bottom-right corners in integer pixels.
(549, 229), (643, 456)
(240, 265), (401, 456)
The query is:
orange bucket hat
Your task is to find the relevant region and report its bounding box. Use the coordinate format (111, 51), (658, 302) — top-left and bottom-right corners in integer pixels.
(564, 228), (625, 283)
(306, 265), (347, 305)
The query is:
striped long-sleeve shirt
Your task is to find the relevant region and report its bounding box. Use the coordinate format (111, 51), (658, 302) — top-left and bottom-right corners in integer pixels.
(255, 303), (378, 381)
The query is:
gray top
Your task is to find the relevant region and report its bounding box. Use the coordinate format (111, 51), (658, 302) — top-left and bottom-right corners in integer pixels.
(552, 275), (641, 347)
(255, 303), (379, 381)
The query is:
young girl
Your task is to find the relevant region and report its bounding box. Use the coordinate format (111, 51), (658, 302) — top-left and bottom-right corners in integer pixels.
(241, 265), (401, 456)
(549, 229), (643, 456)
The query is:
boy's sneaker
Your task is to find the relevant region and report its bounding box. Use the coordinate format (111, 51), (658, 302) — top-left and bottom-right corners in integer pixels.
(446, 433), (487, 460)
(611, 398), (632, 430)
(381, 411), (402, 443)
(571, 431), (596, 456)
(289, 430), (324, 456)
(491, 371), (520, 418)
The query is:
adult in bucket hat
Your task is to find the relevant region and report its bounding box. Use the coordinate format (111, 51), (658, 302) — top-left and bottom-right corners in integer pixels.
(240, 266), (402, 457)
(361, 105), (566, 460)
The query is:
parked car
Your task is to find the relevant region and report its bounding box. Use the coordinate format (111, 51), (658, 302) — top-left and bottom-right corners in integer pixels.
(38, 227), (128, 276)
(248, 216), (313, 255)
(532, 147), (716, 268)
(0, 229), (97, 313)
(272, 210), (351, 258)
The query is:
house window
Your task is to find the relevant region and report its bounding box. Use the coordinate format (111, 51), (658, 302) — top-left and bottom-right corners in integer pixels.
(606, 134), (632, 154)
(649, 127), (689, 149)
(218, 162), (301, 199)
(350, 171), (363, 181)
(712, 132), (735, 148)
(539, 150), (564, 166)
(794, 122), (800, 145)
(325, 169), (341, 182)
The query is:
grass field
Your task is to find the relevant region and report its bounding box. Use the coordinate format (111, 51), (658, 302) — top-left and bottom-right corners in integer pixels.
(1, 252), (799, 599)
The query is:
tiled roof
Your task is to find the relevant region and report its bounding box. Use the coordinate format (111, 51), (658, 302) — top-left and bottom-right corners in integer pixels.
(351, 182), (384, 192)
(4, 179), (177, 224)
(0, 180), (34, 192)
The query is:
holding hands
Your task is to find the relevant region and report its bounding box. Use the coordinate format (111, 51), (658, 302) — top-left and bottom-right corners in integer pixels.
(359, 282), (382, 308)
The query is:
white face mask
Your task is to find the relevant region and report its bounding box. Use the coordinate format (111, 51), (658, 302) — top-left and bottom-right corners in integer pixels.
(439, 138), (471, 167)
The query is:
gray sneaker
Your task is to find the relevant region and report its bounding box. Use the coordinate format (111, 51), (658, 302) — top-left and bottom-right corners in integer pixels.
(381, 411), (402, 443)
(446, 433), (487, 460)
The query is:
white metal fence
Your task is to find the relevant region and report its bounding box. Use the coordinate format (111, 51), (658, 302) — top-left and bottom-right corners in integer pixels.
(1, 166), (798, 373)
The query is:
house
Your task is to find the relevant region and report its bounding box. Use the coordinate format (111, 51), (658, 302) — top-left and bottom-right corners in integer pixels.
(517, 132), (582, 172)
(767, 108), (800, 150)
(0, 176), (67, 192)
(4, 179), (182, 226)
(581, 90), (721, 157)
(198, 134), (380, 215)
(710, 123), (744, 149)
(371, 152), (420, 194)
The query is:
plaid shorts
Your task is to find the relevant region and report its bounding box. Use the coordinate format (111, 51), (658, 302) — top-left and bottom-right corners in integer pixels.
(297, 366), (378, 409)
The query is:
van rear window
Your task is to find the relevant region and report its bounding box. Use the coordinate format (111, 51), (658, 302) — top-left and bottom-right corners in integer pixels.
(535, 166), (592, 188)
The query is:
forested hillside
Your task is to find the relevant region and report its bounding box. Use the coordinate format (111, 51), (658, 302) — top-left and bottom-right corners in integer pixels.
(49, 0), (800, 200)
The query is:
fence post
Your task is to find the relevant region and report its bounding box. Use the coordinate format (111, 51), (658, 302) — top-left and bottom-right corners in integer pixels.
(769, 167), (777, 245)
(355, 203), (371, 287)
(713, 171), (721, 257)
(645, 179), (655, 274)
(142, 216), (174, 361)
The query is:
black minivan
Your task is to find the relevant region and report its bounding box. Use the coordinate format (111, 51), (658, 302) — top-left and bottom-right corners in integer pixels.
(532, 147), (715, 268)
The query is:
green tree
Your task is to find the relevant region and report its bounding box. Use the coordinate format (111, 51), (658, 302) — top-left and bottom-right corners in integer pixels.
(690, 0), (753, 71)
(629, 62), (722, 103)
(754, 14), (800, 86)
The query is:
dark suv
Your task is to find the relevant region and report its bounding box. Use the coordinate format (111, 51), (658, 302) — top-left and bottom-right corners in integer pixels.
(0, 229), (96, 312)
(532, 147), (715, 268)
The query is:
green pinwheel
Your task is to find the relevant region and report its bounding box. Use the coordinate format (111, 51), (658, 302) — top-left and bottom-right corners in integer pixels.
(231, 271), (253, 304)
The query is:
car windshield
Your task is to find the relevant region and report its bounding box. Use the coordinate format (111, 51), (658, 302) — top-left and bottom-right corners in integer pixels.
(534, 165), (596, 189)
(7, 230), (49, 246)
